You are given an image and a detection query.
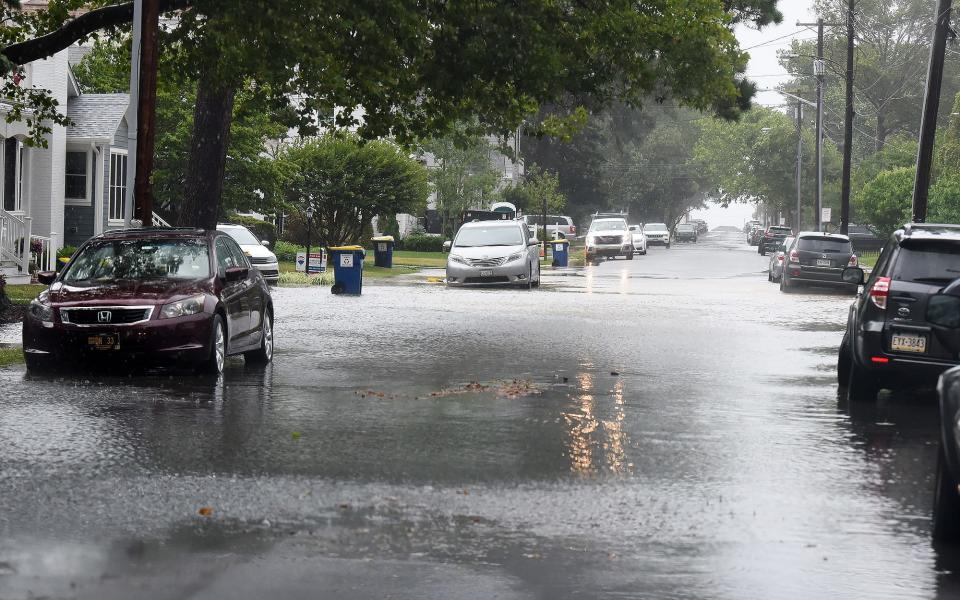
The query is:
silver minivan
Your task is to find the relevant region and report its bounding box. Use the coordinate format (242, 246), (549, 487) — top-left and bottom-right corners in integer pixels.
(445, 220), (541, 288)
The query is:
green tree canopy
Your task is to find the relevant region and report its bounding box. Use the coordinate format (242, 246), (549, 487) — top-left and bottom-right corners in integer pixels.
(853, 166), (915, 235)
(280, 135), (429, 247)
(500, 165), (566, 218)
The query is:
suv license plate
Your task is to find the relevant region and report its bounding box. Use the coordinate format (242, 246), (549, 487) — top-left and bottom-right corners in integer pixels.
(891, 333), (926, 353)
(479, 270), (493, 277)
(816, 259), (831, 267)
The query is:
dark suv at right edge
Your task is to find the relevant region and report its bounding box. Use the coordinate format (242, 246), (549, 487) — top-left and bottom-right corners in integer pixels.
(839, 224), (960, 402)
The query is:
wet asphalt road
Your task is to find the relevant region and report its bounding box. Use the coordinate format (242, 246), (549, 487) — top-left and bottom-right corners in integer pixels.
(0, 230), (956, 599)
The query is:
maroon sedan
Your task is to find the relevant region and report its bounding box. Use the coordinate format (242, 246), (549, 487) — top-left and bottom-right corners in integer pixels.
(22, 227), (274, 374)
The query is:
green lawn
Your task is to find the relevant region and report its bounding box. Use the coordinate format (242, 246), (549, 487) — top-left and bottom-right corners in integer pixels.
(4, 284), (44, 305)
(0, 347), (23, 368)
(858, 251), (879, 269)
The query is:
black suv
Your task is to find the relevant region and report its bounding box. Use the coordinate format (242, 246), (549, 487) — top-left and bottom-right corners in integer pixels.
(838, 224), (960, 402)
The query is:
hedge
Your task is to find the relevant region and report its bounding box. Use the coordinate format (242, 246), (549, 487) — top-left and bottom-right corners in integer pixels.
(398, 234), (445, 252)
(273, 240), (303, 262)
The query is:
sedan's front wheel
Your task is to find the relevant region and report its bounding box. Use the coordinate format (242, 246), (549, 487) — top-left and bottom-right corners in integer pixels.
(201, 314), (227, 375)
(245, 310), (274, 364)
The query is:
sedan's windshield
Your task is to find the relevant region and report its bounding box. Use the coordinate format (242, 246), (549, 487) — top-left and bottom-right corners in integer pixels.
(645, 223), (668, 232)
(62, 239), (211, 284)
(589, 220), (627, 232)
(454, 226), (525, 248)
(223, 227), (260, 246)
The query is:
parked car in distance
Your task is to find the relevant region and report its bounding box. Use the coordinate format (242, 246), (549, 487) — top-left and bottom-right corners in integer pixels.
(846, 222), (885, 254)
(22, 227), (275, 374)
(522, 214), (577, 240)
(838, 223), (960, 403)
(675, 223), (698, 243)
(217, 223), (279, 284)
(445, 220), (541, 288)
(643, 222), (671, 248)
(934, 365), (960, 542)
(748, 226), (764, 246)
(780, 232), (858, 293)
(767, 236), (794, 282)
(585, 217), (635, 262)
(629, 225), (647, 255)
(691, 219), (709, 234)
(759, 225), (794, 256)
(744, 220), (761, 237)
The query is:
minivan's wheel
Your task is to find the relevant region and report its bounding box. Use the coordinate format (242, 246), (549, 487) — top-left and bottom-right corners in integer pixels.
(201, 314), (227, 375)
(779, 275), (792, 293)
(934, 446), (960, 542)
(626, 251), (634, 260)
(847, 359), (879, 402)
(837, 333), (852, 386)
(245, 310), (274, 364)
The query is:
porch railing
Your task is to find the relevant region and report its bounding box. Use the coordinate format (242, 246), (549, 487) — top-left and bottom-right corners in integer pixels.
(0, 208), (31, 272)
(29, 234), (56, 272)
(152, 212), (171, 227)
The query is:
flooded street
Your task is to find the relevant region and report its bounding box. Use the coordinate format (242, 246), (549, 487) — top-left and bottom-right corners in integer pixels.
(1, 230), (955, 599)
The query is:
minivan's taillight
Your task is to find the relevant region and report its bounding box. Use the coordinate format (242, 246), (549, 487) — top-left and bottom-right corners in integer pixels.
(789, 250), (799, 263)
(848, 255), (858, 267)
(869, 276), (890, 310)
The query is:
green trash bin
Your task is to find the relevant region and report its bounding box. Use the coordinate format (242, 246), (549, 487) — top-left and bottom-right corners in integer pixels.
(551, 239), (570, 267)
(371, 235), (395, 268)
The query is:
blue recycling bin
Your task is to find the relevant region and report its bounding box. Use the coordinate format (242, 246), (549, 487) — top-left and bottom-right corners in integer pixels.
(371, 235), (395, 268)
(329, 246), (365, 295)
(551, 239), (569, 267)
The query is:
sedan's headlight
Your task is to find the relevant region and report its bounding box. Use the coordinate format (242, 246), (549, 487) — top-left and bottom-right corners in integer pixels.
(506, 252), (525, 263)
(160, 294), (206, 319)
(28, 299), (54, 322)
(449, 254), (468, 265)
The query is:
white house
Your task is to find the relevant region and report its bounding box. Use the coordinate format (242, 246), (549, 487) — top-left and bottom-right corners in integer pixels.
(0, 47), (131, 283)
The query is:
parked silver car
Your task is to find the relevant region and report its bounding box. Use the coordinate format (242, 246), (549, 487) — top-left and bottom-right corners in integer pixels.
(767, 236), (794, 282)
(217, 223), (279, 284)
(523, 214), (577, 240)
(445, 220), (541, 288)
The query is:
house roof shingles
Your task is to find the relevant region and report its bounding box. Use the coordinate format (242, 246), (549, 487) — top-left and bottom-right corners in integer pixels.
(66, 93), (129, 143)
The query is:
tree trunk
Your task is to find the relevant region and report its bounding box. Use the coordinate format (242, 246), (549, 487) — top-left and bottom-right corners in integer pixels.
(178, 69), (237, 229)
(875, 112), (887, 153)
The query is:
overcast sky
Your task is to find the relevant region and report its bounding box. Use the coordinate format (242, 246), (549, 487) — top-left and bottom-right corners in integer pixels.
(691, 0), (821, 227)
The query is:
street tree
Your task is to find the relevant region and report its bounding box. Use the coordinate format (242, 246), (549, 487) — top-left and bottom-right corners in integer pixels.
(500, 165), (566, 220)
(72, 38), (291, 221)
(0, 0), (780, 229)
(853, 166), (915, 234)
(280, 134), (429, 248)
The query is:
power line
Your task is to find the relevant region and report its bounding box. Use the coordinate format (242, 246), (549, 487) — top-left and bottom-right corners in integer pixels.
(741, 28), (817, 51)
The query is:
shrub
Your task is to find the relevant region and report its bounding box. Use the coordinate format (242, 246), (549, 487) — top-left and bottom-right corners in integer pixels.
(273, 240), (304, 262)
(399, 233), (444, 252)
(277, 271), (333, 286)
(57, 245), (78, 260)
(225, 214), (277, 246)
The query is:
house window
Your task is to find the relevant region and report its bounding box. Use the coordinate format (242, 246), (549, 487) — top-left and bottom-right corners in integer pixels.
(109, 151), (127, 222)
(65, 150), (88, 201)
(3, 138), (21, 212)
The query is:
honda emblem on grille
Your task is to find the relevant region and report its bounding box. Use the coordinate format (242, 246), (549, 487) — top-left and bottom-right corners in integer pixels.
(97, 311), (112, 323)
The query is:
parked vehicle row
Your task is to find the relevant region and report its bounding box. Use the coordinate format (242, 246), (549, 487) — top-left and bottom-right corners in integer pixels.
(766, 231), (858, 294)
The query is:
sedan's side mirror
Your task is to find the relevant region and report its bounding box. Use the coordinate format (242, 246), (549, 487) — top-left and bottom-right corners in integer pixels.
(841, 267), (865, 285)
(37, 271), (56, 285)
(928, 294), (960, 328)
(224, 266), (249, 282)
(442, 240), (452, 253)
(261, 240), (271, 247)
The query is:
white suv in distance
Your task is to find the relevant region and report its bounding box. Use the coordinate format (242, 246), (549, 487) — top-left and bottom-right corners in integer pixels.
(217, 223), (280, 284)
(643, 223), (671, 248)
(585, 218), (634, 262)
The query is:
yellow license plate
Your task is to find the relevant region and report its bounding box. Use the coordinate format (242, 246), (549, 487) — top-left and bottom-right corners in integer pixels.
(87, 334), (119, 350)
(891, 333), (926, 353)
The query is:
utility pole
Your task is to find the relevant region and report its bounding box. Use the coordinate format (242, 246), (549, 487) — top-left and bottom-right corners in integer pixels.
(124, 0), (142, 227)
(133, 0), (160, 226)
(912, 0), (954, 223)
(796, 96), (803, 233)
(840, 0), (856, 235)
